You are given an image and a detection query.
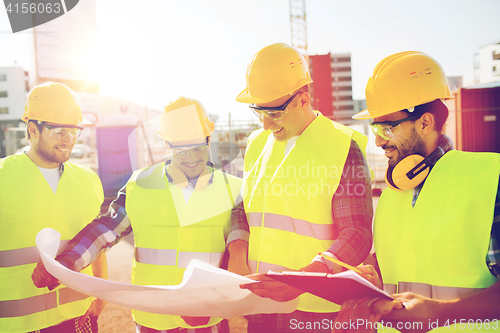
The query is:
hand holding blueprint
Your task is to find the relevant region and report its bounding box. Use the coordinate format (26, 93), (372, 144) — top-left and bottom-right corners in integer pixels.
(36, 228), (298, 318)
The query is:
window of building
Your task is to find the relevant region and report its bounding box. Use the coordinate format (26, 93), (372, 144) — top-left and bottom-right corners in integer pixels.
(334, 57), (351, 63)
(0, 74), (6, 81)
(0, 107), (8, 114)
(338, 86), (353, 91)
(0, 91), (8, 98)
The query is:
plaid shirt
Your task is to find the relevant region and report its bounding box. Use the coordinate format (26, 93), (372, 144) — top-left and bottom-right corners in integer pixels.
(56, 183), (132, 272)
(413, 135), (500, 278)
(228, 139), (374, 269)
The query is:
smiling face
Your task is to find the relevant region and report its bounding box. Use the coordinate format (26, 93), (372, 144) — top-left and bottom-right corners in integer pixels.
(28, 121), (78, 168)
(373, 111), (427, 168)
(167, 138), (210, 180)
(257, 92), (310, 142)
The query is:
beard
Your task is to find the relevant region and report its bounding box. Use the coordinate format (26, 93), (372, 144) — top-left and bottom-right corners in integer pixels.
(34, 135), (72, 165)
(384, 128), (427, 168)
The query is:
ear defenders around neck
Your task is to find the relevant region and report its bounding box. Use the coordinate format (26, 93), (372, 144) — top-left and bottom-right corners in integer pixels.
(385, 146), (445, 191)
(166, 163), (211, 191)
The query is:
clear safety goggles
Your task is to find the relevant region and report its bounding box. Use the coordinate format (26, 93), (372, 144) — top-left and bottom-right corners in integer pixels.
(166, 137), (209, 157)
(39, 122), (83, 140)
(249, 92), (300, 121)
(369, 113), (422, 140)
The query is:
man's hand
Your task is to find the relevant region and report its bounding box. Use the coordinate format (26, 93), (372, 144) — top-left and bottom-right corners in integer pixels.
(227, 240), (251, 276)
(334, 297), (403, 333)
(240, 261), (329, 302)
(380, 292), (442, 332)
(181, 316), (210, 326)
(240, 273), (305, 302)
(32, 262), (58, 288)
(356, 265), (382, 289)
(227, 259), (251, 276)
(78, 298), (107, 327)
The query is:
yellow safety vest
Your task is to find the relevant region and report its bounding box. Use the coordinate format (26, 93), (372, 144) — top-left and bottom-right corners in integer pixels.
(375, 150), (500, 332)
(125, 162), (242, 330)
(0, 153), (103, 332)
(243, 113), (368, 313)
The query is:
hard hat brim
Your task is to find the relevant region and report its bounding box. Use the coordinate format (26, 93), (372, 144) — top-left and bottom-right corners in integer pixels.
(236, 88), (267, 104)
(80, 119), (93, 126)
(352, 109), (373, 120)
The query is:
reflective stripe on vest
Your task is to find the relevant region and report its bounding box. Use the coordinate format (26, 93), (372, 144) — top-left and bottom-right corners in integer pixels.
(126, 163), (241, 330)
(134, 248), (224, 269)
(248, 260), (288, 274)
(243, 114), (368, 313)
(0, 241), (69, 268)
(0, 287), (89, 318)
(383, 282), (486, 301)
(248, 213), (338, 240)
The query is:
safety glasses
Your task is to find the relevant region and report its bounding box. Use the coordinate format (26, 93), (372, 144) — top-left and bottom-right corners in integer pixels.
(249, 92), (301, 121)
(166, 137), (209, 157)
(369, 113), (422, 140)
(40, 122), (83, 140)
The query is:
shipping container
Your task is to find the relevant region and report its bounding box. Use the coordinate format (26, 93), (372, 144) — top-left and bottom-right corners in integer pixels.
(96, 114), (144, 198)
(455, 83), (500, 153)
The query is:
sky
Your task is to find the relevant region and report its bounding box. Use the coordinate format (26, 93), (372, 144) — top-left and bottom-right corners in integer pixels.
(1, 0), (500, 122)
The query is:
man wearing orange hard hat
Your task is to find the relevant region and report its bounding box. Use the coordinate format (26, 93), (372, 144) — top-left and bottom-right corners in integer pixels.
(333, 51), (500, 332)
(227, 43), (374, 333)
(0, 82), (107, 332)
(32, 97), (242, 333)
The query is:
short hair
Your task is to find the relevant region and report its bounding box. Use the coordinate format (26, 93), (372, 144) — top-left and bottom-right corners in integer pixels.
(402, 99), (449, 133)
(25, 120), (44, 140)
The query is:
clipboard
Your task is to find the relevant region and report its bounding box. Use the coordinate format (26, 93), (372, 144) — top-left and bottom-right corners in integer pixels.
(266, 270), (393, 305)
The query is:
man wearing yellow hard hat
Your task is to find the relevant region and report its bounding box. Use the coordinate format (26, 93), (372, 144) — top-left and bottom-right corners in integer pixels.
(226, 43), (374, 332)
(0, 82), (107, 332)
(334, 51), (500, 331)
(32, 97), (242, 333)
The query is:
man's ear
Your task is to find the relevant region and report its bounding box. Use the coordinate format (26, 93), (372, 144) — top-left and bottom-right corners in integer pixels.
(298, 92), (310, 108)
(163, 140), (170, 154)
(419, 112), (435, 136)
(28, 122), (40, 140)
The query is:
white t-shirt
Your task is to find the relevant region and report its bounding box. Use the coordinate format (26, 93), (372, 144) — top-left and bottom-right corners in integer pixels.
(38, 166), (61, 194)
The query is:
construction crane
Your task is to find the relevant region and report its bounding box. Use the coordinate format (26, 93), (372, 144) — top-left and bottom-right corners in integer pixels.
(289, 0), (308, 59)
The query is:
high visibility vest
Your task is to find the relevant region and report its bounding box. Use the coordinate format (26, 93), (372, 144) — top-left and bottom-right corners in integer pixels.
(0, 153), (103, 332)
(125, 163), (242, 330)
(243, 114), (368, 313)
(375, 150), (500, 332)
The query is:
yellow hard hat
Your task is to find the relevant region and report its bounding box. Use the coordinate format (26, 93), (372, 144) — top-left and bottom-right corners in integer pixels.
(22, 82), (90, 125)
(158, 97), (214, 142)
(352, 51), (453, 120)
(236, 43), (313, 104)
